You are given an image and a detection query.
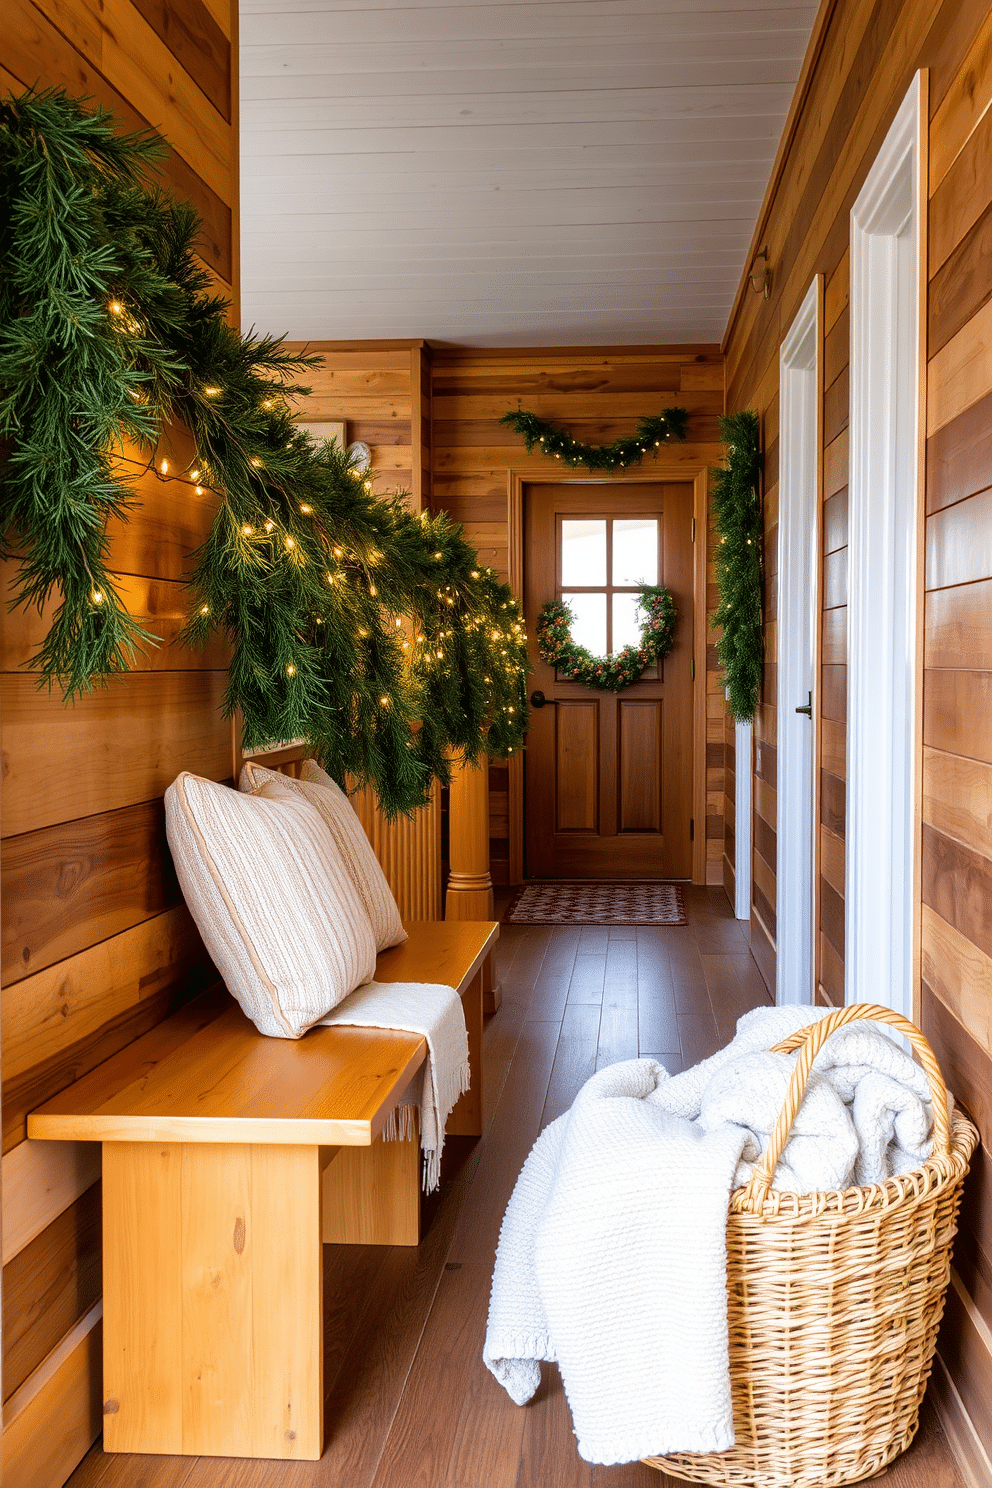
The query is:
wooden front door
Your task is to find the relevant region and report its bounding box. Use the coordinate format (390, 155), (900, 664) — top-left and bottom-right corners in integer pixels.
(524, 483), (695, 879)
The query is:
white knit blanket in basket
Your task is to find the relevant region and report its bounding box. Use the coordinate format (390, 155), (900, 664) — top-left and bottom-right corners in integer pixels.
(320, 979), (470, 1192)
(484, 1005), (941, 1465)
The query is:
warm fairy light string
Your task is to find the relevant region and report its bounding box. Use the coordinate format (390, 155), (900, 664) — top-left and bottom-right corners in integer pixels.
(499, 407), (690, 470)
(711, 411), (763, 722)
(0, 88), (530, 809)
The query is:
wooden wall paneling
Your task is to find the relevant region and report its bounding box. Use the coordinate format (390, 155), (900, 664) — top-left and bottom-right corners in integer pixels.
(922, 746), (992, 859)
(3, 1183), (102, 1401)
(925, 386), (992, 513)
(0, 671), (232, 840)
(924, 669), (992, 760)
(1, 1307), (103, 1488)
(921, 821), (992, 963)
(1, 1141), (101, 1268)
(2, 907), (211, 1090)
(927, 295), (992, 436)
(926, 577), (992, 671)
(2, 800), (183, 987)
(929, 5), (992, 190)
(726, 12), (992, 1458)
(921, 903), (992, 1060)
(2, 0), (239, 1471)
(925, 485), (992, 590)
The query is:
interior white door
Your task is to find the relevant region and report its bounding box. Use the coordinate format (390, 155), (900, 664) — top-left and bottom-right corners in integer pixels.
(776, 279), (820, 1005)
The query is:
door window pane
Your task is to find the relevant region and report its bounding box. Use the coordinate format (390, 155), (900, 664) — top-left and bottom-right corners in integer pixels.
(612, 519), (658, 587)
(612, 592), (644, 653)
(561, 520), (607, 586)
(561, 592), (607, 657)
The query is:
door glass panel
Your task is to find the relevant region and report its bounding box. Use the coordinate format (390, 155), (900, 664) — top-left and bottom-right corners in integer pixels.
(612, 592), (643, 653)
(612, 519), (658, 586)
(561, 592), (606, 656)
(561, 520), (607, 586)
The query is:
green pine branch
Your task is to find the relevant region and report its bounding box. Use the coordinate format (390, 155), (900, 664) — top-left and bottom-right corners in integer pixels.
(710, 410), (763, 722)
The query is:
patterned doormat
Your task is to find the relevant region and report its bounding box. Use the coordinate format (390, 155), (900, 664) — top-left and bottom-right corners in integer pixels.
(503, 881), (687, 926)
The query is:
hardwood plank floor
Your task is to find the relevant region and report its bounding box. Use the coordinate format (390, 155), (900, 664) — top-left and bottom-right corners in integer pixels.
(66, 888), (965, 1488)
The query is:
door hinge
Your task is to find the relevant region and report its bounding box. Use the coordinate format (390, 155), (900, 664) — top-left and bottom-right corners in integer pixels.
(691, 516), (696, 542)
(689, 817), (695, 842)
(690, 656), (696, 680)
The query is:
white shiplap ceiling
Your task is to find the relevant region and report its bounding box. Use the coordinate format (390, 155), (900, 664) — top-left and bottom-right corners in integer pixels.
(239, 0), (818, 346)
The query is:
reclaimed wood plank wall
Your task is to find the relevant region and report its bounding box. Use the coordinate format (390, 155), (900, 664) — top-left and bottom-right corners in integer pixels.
(722, 0), (992, 1459)
(282, 338), (433, 510)
(430, 346), (727, 886)
(0, 4), (239, 1484)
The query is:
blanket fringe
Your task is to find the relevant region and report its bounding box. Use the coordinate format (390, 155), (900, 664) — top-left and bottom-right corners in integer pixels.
(381, 1103), (417, 1143)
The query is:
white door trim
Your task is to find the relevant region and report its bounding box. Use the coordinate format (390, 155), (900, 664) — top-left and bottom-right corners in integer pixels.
(776, 278), (820, 1004)
(734, 717), (752, 919)
(846, 73), (925, 1019)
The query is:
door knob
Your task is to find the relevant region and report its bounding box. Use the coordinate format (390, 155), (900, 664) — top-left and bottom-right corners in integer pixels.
(530, 690), (555, 709)
(795, 691), (812, 717)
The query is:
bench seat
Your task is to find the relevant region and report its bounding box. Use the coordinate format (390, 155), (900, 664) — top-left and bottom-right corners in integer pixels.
(26, 919), (498, 1463)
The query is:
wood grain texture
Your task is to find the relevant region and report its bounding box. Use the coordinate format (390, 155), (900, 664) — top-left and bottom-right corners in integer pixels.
(929, 199), (992, 356)
(926, 385), (992, 513)
(1, 1311), (103, 1488)
(3, 1183), (102, 1402)
(924, 668), (992, 761)
(2, 906), (211, 1087)
(28, 988), (427, 1148)
(926, 577), (992, 670)
(1, 799), (181, 987)
(0, 670), (231, 838)
(927, 295), (992, 437)
(923, 745), (992, 859)
(1, 1140), (102, 1267)
(921, 821), (992, 963)
(921, 903), (992, 1061)
(3, 978), (209, 1154)
(929, 2), (992, 190)
(925, 485), (992, 590)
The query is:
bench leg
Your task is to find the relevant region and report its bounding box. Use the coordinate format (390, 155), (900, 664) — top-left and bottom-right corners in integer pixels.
(446, 964), (484, 1137)
(322, 1130), (421, 1246)
(102, 1142), (324, 1460)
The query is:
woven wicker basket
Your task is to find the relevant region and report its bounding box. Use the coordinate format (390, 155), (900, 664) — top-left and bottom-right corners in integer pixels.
(644, 1003), (979, 1488)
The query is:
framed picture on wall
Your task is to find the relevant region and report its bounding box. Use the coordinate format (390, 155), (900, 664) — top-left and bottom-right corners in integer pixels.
(296, 420), (346, 449)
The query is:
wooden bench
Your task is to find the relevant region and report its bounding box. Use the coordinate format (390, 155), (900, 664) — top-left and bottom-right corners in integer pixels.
(27, 919), (498, 1464)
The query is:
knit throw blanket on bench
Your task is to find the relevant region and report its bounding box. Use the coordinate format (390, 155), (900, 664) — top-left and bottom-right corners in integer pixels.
(320, 980), (471, 1192)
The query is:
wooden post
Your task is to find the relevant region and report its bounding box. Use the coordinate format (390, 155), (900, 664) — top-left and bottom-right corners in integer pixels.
(445, 754), (500, 1012)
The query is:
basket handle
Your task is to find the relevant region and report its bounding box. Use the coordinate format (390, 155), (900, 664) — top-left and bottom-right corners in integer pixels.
(738, 1002), (952, 1212)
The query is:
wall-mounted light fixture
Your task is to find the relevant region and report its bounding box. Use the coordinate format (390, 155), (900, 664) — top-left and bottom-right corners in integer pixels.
(748, 247), (771, 299)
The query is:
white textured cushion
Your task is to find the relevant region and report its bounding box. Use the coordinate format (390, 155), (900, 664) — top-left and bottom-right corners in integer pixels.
(239, 759), (407, 952)
(165, 772), (377, 1038)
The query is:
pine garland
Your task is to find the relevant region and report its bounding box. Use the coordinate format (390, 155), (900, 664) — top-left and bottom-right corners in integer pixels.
(710, 410), (763, 721)
(500, 408), (688, 470)
(0, 88), (530, 815)
(536, 586), (676, 693)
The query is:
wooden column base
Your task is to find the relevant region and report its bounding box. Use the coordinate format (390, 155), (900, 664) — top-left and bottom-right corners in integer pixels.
(102, 1142), (326, 1461)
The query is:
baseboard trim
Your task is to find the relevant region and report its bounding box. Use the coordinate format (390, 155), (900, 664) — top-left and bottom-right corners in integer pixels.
(931, 1350), (992, 1488)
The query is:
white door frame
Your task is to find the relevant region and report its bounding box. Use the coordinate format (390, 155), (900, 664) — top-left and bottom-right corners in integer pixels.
(847, 73), (925, 1019)
(776, 278), (821, 1003)
(734, 716), (752, 919)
